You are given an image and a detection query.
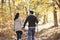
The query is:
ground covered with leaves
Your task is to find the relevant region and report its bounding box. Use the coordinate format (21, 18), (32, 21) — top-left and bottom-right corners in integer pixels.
(0, 26), (60, 40)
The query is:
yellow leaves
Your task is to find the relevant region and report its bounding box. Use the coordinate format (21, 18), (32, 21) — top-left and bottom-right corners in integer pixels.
(31, 0), (37, 1)
(30, 1), (38, 7)
(15, 0), (22, 2)
(41, 0), (49, 3)
(15, 0), (25, 4)
(20, 13), (27, 21)
(15, 0), (22, 5)
(0, 16), (2, 21)
(15, 0), (52, 17)
(35, 0), (53, 15)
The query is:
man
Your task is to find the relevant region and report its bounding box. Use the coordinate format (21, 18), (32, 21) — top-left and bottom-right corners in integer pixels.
(23, 11), (38, 40)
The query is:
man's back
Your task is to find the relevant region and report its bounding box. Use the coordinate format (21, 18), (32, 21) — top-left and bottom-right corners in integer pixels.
(24, 15), (38, 27)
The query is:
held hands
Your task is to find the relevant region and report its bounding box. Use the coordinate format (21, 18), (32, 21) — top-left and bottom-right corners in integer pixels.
(22, 27), (26, 32)
(13, 29), (15, 31)
(36, 23), (38, 26)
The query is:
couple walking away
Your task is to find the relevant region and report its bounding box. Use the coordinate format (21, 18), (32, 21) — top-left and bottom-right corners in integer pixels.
(14, 11), (38, 40)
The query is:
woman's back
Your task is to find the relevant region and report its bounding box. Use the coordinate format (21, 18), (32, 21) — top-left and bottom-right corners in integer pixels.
(14, 17), (23, 31)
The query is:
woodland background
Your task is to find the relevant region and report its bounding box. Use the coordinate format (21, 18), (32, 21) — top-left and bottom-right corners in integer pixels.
(0, 0), (60, 40)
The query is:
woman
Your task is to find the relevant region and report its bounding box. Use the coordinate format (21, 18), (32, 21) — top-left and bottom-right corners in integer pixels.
(14, 13), (23, 40)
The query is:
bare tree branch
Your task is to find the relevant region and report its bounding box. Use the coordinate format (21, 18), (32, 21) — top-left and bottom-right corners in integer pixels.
(54, 0), (60, 8)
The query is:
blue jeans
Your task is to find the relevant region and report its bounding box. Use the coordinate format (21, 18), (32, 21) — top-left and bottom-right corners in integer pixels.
(28, 27), (35, 40)
(16, 31), (22, 40)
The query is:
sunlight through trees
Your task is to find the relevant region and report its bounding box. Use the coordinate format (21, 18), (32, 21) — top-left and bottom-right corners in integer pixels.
(0, 0), (60, 40)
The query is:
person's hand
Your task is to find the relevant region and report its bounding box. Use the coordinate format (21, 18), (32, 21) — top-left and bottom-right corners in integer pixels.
(13, 29), (15, 31)
(23, 27), (25, 28)
(22, 27), (25, 30)
(36, 23), (38, 26)
(22, 27), (24, 29)
(22, 28), (26, 32)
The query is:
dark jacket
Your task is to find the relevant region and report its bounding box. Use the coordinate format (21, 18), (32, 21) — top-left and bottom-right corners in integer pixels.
(23, 15), (38, 27)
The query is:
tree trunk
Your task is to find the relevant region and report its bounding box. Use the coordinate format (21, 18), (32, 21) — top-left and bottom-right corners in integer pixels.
(43, 15), (48, 24)
(12, 0), (15, 18)
(12, 0), (15, 13)
(53, 7), (58, 26)
(9, 0), (11, 15)
(52, 0), (60, 27)
(43, 15), (46, 24)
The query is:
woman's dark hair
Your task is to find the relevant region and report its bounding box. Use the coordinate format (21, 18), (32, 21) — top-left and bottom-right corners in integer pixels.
(14, 13), (19, 21)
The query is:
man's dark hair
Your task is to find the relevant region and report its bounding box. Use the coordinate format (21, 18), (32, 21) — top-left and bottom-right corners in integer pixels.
(14, 13), (19, 21)
(30, 11), (34, 14)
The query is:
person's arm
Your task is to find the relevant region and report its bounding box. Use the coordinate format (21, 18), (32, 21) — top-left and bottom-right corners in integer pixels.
(35, 17), (38, 24)
(20, 18), (24, 27)
(23, 17), (28, 28)
(35, 17), (38, 26)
